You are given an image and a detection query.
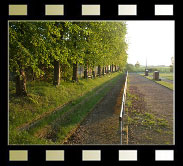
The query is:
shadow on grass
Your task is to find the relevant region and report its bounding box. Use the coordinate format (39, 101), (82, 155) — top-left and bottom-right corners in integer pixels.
(9, 72), (125, 144)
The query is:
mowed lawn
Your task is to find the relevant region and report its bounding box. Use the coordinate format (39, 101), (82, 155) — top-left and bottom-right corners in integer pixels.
(159, 73), (173, 80)
(139, 72), (173, 90)
(148, 72), (173, 80)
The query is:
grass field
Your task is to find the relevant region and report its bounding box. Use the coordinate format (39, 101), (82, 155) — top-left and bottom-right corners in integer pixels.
(9, 72), (124, 144)
(148, 72), (173, 81)
(127, 66), (172, 73)
(159, 73), (173, 80)
(140, 74), (173, 90)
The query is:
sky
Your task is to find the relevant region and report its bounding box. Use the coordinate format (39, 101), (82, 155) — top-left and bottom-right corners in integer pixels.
(125, 21), (174, 66)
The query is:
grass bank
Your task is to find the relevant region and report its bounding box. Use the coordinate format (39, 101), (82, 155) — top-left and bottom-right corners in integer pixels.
(139, 74), (173, 90)
(9, 72), (124, 144)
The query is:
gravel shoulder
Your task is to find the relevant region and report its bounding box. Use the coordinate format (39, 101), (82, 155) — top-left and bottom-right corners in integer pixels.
(124, 73), (174, 145)
(65, 74), (125, 144)
(65, 73), (174, 145)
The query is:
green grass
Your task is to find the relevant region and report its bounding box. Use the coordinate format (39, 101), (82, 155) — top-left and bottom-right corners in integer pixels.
(139, 74), (173, 90)
(128, 66), (172, 73)
(155, 67), (172, 73)
(147, 72), (173, 81)
(159, 73), (173, 81)
(126, 92), (169, 131)
(9, 72), (123, 144)
(155, 81), (173, 90)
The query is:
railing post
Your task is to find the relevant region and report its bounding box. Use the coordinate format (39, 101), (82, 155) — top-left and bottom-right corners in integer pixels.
(119, 71), (128, 144)
(120, 119), (122, 144)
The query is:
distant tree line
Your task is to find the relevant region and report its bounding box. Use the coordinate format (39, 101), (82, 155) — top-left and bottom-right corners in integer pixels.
(126, 63), (173, 73)
(9, 21), (128, 96)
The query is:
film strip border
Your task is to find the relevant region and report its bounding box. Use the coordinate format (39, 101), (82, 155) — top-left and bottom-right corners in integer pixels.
(6, 1), (175, 19)
(7, 149), (176, 163)
(8, 4), (174, 16)
(2, 1), (179, 166)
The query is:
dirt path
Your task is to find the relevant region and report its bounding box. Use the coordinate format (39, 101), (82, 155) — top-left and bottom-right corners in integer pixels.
(124, 73), (174, 145)
(64, 74), (125, 144)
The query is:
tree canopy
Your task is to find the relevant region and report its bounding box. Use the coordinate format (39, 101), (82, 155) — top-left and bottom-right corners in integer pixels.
(9, 21), (128, 95)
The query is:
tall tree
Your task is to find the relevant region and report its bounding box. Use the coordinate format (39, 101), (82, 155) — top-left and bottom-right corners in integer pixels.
(9, 22), (49, 95)
(9, 21), (128, 94)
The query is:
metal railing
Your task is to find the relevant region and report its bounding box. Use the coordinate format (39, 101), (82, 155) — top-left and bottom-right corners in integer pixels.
(119, 71), (128, 144)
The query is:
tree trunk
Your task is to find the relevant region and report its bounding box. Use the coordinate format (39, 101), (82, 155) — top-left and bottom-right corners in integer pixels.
(84, 63), (88, 79)
(72, 62), (78, 82)
(110, 65), (112, 73)
(92, 70), (95, 78)
(16, 69), (27, 96)
(102, 67), (105, 76)
(115, 65), (116, 72)
(107, 65), (109, 73)
(112, 64), (114, 72)
(98, 65), (101, 76)
(53, 60), (60, 86)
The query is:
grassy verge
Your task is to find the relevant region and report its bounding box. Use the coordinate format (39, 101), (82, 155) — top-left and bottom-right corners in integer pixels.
(9, 72), (123, 144)
(139, 74), (173, 90)
(148, 72), (173, 81)
(159, 73), (173, 81)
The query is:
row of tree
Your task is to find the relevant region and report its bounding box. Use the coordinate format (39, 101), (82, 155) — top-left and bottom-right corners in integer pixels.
(9, 21), (128, 96)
